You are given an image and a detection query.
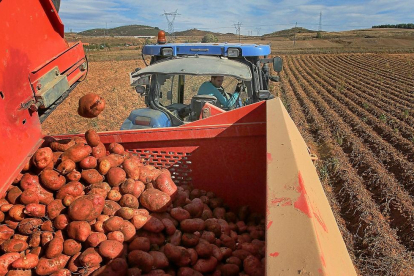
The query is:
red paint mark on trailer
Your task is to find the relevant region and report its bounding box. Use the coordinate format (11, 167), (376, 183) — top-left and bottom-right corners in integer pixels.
(269, 252), (279, 257)
(267, 152), (273, 164)
(267, 220), (273, 230)
(294, 172), (312, 218)
(271, 197), (292, 206)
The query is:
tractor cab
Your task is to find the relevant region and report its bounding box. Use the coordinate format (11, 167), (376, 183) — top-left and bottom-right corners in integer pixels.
(121, 36), (282, 130)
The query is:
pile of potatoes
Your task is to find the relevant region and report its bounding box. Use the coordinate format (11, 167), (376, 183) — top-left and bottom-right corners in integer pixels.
(0, 129), (266, 276)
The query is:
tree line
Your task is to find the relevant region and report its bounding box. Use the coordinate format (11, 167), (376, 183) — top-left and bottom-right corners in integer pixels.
(372, 23), (414, 29)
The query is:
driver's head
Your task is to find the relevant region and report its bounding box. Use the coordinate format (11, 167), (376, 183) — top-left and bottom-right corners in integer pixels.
(211, 76), (224, 88)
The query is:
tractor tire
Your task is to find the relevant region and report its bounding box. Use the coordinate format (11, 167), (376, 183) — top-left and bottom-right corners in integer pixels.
(52, 0), (61, 13)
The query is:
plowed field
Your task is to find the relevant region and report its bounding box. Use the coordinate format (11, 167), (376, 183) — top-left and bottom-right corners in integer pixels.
(278, 53), (414, 276)
(43, 52), (414, 275)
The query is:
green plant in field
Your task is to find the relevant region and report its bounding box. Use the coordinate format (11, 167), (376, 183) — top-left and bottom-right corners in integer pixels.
(394, 128), (399, 134)
(362, 102), (369, 109)
(403, 109), (410, 119)
(379, 113), (387, 122)
(335, 131), (345, 146)
(91, 120), (98, 128)
(318, 164), (329, 180)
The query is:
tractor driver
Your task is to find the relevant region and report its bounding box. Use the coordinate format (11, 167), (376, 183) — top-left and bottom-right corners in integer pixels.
(197, 76), (240, 109)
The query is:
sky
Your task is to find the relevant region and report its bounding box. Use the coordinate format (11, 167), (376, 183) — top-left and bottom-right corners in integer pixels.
(59, 0), (414, 35)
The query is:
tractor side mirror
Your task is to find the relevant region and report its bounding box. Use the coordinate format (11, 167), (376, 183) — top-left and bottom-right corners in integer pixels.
(135, 85), (146, 95)
(258, 90), (275, 100)
(273, 56), (283, 72)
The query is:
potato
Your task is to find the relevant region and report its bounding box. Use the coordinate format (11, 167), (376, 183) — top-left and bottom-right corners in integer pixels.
(120, 179), (145, 198)
(121, 221), (136, 242)
(123, 157), (142, 180)
(81, 169), (104, 185)
(101, 216), (123, 232)
(164, 243), (191, 267)
(6, 270), (33, 276)
(63, 239), (82, 256)
(128, 250), (154, 273)
(180, 233), (199, 248)
(35, 255), (70, 276)
(17, 218), (42, 235)
(32, 147), (53, 169)
(19, 174), (39, 191)
(85, 129), (100, 147)
(6, 187), (22, 205)
(56, 159), (76, 175)
(154, 172), (177, 198)
(79, 156), (98, 169)
(107, 231), (124, 243)
(91, 258), (128, 276)
(243, 255), (264, 276)
(61, 143), (92, 163)
(56, 181), (84, 199)
(0, 253), (21, 276)
(78, 248), (102, 267)
(170, 207), (191, 222)
(180, 219), (205, 233)
(68, 194), (105, 221)
(102, 200), (121, 216)
(0, 225), (13, 240)
(0, 211), (4, 223)
(41, 231), (54, 246)
(193, 256), (217, 274)
(67, 221), (91, 242)
(128, 236), (150, 252)
(8, 204), (25, 221)
(119, 194), (139, 209)
(116, 207), (134, 220)
(19, 189), (40, 205)
(195, 239), (214, 258)
(66, 170), (81, 182)
(92, 142), (107, 159)
(140, 188), (171, 212)
(45, 237), (64, 258)
(107, 190), (122, 201)
(50, 269), (72, 276)
(88, 188), (108, 199)
(131, 214), (149, 230)
(177, 267), (203, 276)
(87, 232), (107, 247)
(47, 199), (65, 220)
(78, 93), (105, 118)
(98, 240), (123, 259)
(1, 239), (28, 253)
(24, 203), (46, 218)
(184, 198), (204, 218)
(106, 167), (126, 187)
(142, 216), (165, 233)
(149, 251), (169, 269)
(168, 230), (182, 246)
(50, 139), (75, 152)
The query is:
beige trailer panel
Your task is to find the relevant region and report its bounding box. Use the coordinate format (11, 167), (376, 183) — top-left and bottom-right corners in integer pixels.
(266, 98), (356, 275)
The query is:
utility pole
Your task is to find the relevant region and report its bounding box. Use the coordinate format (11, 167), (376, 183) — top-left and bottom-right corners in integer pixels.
(256, 27), (261, 36)
(162, 10), (180, 41)
(234, 22), (242, 42)
(293, 22), (297, 46)
(319, 12), (322, 32)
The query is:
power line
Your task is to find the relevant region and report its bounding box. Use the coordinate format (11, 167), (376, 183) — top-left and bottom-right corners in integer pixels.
(319, 12), (322, 32)
(234, 22), (242, 42)
(161, 10), (180, 40)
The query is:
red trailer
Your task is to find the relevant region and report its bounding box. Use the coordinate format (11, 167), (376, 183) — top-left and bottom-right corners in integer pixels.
(0, 1), (356, 275)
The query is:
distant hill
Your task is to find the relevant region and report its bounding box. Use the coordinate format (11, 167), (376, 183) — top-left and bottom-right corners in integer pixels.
(78, 25), (160, 36)
(264, 27), (318, 37)
(174, 28), (231, 37)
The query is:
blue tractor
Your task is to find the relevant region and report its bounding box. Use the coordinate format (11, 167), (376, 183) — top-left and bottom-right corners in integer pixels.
(121, 33), (283, 130)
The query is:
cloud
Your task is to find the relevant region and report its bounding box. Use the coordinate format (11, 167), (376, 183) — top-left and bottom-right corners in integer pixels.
(59, 0), (414, 33)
